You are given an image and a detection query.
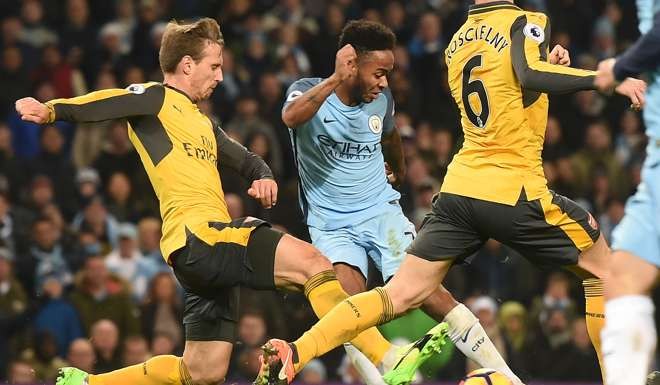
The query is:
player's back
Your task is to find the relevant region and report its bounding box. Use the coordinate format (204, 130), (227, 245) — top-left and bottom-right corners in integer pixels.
(443, 2), (548, 205)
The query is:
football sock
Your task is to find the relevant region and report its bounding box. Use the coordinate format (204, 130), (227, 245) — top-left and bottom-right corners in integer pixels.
(583, 278), (606, 380)
(444, 304), (523, 385)
(89, 355), (191, 385)
(293, 287), (396, 372)
(602, 295), (656, 385)
(304, 271), (392, 365)
(343, 343), (386, 385)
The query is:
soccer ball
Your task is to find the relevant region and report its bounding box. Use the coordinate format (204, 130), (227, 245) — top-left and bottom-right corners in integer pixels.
(459, 368), (513, 385)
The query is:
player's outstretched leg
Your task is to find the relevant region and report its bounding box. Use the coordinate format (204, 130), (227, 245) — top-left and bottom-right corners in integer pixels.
(255, 254), (451, 384)
(56, 355), (197, 385)
(601, 251), (658, 385)
(273, 235), (396, 367)
(569, 233), (611, 380)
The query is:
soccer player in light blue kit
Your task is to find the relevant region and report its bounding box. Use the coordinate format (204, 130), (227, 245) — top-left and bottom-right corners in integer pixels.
(282, 20), (522, 385)
(597, 1), (660, 384)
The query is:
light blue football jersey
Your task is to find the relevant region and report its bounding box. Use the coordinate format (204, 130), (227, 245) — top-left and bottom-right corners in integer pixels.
(284, 78), (401, 230)
(638, 0), (660, 139)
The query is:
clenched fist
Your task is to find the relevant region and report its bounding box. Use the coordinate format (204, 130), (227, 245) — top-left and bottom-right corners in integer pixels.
(15, 97), (51, 124)
(334, 44), (358, 82)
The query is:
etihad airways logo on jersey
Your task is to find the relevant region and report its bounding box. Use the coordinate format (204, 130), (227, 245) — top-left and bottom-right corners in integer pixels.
(317, 134), (380, 161)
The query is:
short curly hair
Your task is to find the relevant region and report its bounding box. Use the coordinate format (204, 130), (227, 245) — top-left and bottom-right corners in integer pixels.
(338, 20), (396, 55)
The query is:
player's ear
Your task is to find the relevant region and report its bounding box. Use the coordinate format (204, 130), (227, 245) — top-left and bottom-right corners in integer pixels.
(181, 55), (194, 75)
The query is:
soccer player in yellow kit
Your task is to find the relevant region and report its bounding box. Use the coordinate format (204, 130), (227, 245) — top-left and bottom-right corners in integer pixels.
(253, 2), (647, 384)
(15, 18), (422, 385)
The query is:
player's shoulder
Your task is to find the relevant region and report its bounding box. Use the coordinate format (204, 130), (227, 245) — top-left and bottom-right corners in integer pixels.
(285, 78), (322, 103)
(289, 77), (322, 91)
(125, 81), (163, 94)
(518, 10), (548, 26)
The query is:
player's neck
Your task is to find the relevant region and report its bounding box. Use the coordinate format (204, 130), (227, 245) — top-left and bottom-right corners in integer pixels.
(163, 75), (197, 103)
(335, 83), (360, 107)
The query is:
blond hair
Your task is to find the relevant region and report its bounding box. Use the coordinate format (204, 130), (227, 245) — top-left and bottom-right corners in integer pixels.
(159, 17), (224, 74)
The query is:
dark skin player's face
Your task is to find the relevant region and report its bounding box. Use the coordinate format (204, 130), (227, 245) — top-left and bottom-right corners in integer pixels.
(351, 50), (394, 103)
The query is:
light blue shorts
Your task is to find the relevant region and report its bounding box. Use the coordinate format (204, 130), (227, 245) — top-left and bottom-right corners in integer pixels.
(611, 142), (660, 266)
(309, 202), (416, 281)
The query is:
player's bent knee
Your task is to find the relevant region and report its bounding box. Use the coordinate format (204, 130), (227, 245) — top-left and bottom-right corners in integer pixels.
(386, 284), (429, 313)
(299, 245), (333, 276)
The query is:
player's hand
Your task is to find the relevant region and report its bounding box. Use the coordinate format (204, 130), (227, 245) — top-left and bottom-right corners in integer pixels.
(334, 44), (358, 82)
(15, 97), (50, 124)
(247, 178), (278, 209)
(549, 44), (570, 66)
(594, 58), (617, 92)
(614, 77), (647, 111)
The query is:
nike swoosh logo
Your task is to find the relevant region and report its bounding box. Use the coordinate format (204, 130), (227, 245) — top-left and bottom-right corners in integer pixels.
(323, 117), (336, 123)
(460, 325), (474, 344)
(173, 105), (182, 113)
(278, 351), (291, 381)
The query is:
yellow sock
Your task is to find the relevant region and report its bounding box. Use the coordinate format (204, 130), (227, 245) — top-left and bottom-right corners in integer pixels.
(89, 355), (191, 385)
(304, 270), (392, 365)
(583, 278), (606, 381)
(294, 287), (395, 372)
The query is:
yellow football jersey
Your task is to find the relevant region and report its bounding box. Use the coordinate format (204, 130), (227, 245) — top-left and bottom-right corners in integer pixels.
(47, 83), (270, 261)
(443, 1), (596, 205)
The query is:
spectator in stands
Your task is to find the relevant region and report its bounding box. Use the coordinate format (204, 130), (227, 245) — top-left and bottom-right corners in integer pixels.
(66, 338), (95, 374)
(0, 46), (30, 120)
(17, 216), (72, 297)
(0, 246), (29, 380)
(122, 335), (150, 366)
(92, 120), (139, 186)
(28, 124), (77, 213)
(69, 255), (140, 338)
(31, 43), (85, 99)
(0, 246), (27, 315)
(21, 329), (66, 381)
(71, 195), (119, 253)
(105, 222), (157, 302)
(105, 172), (140, 223)
(300, 359), (327, 385)
(498, 301), (533, 377)
(552, 318), (601, 381)
(137, 216), (165, 268)
(614, 109), (645, 168)
(140, 272), (183, 350)
(150, 331), (177, 356)
(18, 0), (58, 50)
(225, 94), (283, 177)
(33, 277), (83, 358)
(90, 319), (121, 373)
(7, 360), (36, 384)
(76, 167), (101, 205)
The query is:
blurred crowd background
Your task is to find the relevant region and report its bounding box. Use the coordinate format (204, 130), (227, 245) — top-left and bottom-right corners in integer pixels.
(0, 0), (654, 383)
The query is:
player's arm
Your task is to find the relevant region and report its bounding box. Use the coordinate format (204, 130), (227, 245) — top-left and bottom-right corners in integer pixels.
(510, 14), (597, 93)
(214, 125), (277, 208)
(380, 89), (405, 186)
(613, 11), (660, 80)
(15, 83), (164, 124)
(282, 44), (357, 128)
